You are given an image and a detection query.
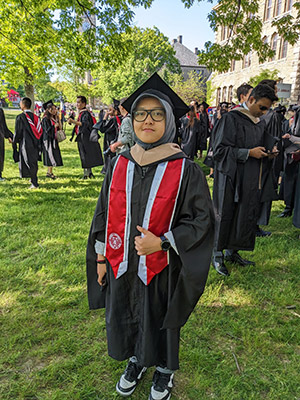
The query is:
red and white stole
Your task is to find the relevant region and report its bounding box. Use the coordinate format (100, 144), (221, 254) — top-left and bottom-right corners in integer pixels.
(24, 112), (43, 139)
(105, 155), (185, 285)
(75, 109), (97, 135)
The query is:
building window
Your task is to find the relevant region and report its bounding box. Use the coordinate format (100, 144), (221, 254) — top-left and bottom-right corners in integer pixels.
(285, 0), (293, 12)
(243, 52), (252, 68)
(279, 38), (288, 58)
(264, 0), (273, 20)
(274, 0), (282, 16)
(228, 86), (233, 103)
(270, 33), (278, 60)
(230, 59), (236, 72)
(221, 26), (228, 41)
(222, 87), (227, 102)
(217, 88), (221, 104)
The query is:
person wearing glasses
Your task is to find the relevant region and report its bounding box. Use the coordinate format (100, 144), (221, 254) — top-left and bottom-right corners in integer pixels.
(211, 84), (279, 276)
(86, 73), (214, 400)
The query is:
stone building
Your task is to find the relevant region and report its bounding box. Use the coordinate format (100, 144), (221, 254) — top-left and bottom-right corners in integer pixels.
(211, 0), (300, 105)
(172, 35), (210, 82)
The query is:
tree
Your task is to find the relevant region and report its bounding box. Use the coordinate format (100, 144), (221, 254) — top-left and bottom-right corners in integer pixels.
(34, 74), (62, 103)
(187, 0), (300, 72)
(167, 71), (206, 105)
(0, 0), (155, 105)
(248, 69), (281, 87)
(91, 27), (181, 104)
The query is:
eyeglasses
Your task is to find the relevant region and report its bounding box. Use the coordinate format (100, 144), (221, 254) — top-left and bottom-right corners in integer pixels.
(133, 108), (165, 122)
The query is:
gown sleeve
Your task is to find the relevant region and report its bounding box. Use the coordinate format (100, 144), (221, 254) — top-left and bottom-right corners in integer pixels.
(86, 161), (115, 309)
(162, 161), (215, 329)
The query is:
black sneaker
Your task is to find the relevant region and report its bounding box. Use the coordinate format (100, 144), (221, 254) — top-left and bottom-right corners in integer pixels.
(116, 360), (147, 397)
(149, 370), (174, 400)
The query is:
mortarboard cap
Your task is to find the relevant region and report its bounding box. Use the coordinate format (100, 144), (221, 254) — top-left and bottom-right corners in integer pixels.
(43, 99), (54, 110)
(113, 98), (120, 110)
(219, 101), (230, 108)
(200, 101), (209, 109)
(122, 72), (189, 120)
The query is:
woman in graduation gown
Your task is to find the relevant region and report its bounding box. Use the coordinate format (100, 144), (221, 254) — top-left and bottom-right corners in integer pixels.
(180, 106), (200, 159)
(86, 74), (214, 400)
(41, 102), (63, 179)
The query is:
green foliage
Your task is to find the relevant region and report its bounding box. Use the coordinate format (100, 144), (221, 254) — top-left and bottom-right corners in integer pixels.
(188, 0), (300, 72)
(167, 71), (206, 104)
(91, 27), (181, 104)
(34, 74), (62, 103)
(0, 110), (299, 400)
(248, 69), (281, 87)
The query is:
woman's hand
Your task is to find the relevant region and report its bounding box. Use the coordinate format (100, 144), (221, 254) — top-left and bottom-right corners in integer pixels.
(134, 225), (162, 256)
(96, 255), (107, 286)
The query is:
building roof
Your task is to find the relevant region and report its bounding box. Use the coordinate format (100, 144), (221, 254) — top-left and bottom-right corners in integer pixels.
(172, 39), (203, 68)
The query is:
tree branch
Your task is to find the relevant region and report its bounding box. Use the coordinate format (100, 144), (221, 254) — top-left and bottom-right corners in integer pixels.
(76, 0), (97, 29)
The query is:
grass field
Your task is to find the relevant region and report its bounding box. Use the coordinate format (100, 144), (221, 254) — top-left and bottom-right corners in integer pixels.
(0, 109), (299, 400)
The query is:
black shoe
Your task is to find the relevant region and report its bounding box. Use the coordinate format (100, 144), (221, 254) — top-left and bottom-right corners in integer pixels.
(277, 209), (292, 218)
(89, 173), (95, 179)
(256, 227), (271, 237)
(116, 361), (147, 397)
(149, 370), (174, 400)
(212, 260), (230, 276)
(225, 252), (255, 266)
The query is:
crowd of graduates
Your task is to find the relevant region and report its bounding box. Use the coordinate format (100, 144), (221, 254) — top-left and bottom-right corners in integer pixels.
(0, 73), (300, 399)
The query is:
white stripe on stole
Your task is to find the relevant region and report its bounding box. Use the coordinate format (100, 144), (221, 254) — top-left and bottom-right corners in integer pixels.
(116, 160), (135, 278)
(138, 162), (168, 285)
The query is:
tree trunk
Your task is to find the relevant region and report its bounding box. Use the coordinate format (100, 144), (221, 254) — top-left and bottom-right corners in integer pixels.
(24, 66), (34, 111)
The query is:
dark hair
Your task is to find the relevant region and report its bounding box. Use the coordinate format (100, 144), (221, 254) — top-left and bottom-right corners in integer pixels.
(251, 84), (278, 103)
(77, 96), (87, 105)
(188, 106), (197, 127)
(21, 97), (32, 109)
(44, 103), (56, 119)
(236, 83), (253, 102)
(258, 79), (277, 90)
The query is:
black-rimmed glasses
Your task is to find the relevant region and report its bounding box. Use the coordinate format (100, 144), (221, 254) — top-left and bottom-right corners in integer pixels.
(133, 108), (165, 122)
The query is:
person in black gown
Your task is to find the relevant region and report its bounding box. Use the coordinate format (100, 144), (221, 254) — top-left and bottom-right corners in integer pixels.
(86, 73), (214, 400)
(13, 97), (43, 189)
(0, 108), (13, 181)
(180, 106), (200, 159)
(68, 96), (103, 179)
(211, 84), (278, 276)
(41, 102), (63, 179)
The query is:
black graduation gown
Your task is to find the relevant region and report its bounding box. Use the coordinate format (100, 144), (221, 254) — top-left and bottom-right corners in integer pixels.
(279, 122), (299, 209)
(41, 118), (63, 167)
(75, 111), (103, 169)
(212, 110), (277, 251)
(13, 112), (40, 178)
(86, 151), (214, 370)
(94, 117), (119, 171)
(198, 112), (209, 151)
(292, 164), (300, 228)
(180, 117), (199, 159)
(0, 108), (13, 174)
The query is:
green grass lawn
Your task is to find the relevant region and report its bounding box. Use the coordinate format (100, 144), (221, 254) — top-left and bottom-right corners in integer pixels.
(1, 110), (299, 400)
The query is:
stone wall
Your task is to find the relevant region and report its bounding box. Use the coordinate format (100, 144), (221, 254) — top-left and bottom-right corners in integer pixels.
(211, 1), (300, 104)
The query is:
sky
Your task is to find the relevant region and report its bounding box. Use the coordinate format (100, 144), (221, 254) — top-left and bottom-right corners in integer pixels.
(132, 0), (217, 52)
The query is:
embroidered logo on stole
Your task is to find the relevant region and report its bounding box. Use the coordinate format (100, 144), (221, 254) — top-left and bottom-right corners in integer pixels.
(105, 155), (185, 285)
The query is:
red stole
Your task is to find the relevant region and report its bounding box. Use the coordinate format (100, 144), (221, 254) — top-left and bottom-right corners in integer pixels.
(105, 155), (185, 285)
(116, 115), (122, 129)
(75, 110), (97, 135)
(25, 112), (43, 139)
